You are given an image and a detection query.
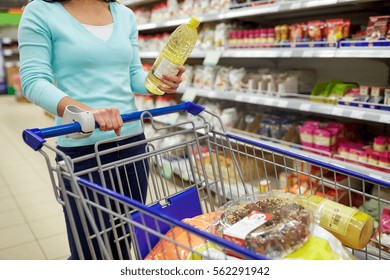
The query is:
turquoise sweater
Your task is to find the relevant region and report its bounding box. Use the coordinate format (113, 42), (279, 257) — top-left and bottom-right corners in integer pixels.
(18, 0), (148, 147)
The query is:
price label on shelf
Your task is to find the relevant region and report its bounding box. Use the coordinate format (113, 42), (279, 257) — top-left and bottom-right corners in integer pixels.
(249, 96), (259, 103)
(181, 88), (197, 102)
(203, 50), (221, 66)
(299, 103), (311, 111)
(264, 99), (274, 106)
(331, 107), (344, 116)
(350, 110), (364, 120)
(290, 2), (302, 10)
(235, 95), (245, 102)
(277, 100), (288, 108)
(379, 114), (390, 124)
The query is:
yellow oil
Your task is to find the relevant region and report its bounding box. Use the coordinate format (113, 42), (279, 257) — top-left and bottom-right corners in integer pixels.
(297, 194), (374, 250)
(145, 16), (200, 95)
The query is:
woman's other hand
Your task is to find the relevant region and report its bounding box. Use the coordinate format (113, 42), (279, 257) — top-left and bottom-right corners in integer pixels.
(158, 65), (186, 94)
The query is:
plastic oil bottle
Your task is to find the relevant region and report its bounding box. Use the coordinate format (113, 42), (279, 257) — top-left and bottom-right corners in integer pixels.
(297, 194), (374, 250)
(145, 16), (201, 95)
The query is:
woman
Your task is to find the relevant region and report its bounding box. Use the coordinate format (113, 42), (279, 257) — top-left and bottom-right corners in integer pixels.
(18, 0), (185, 259)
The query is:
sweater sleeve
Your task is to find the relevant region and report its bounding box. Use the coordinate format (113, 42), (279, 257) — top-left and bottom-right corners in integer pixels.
(18, 3), (68, 116)
(128, 10), (148, 94)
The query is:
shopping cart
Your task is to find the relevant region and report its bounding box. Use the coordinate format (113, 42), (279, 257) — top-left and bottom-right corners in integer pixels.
(23, 102), (390, 260)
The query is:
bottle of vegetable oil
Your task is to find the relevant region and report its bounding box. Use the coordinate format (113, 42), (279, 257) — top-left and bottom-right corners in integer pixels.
(145, 16), (200, 95)
(297, 194), (374, 250)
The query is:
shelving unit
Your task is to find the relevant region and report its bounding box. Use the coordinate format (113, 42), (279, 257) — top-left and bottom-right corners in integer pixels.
(132, 0), (390, 176)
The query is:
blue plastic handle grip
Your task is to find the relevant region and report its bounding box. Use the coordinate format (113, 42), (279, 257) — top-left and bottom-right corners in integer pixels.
(23, 102), (205, 151)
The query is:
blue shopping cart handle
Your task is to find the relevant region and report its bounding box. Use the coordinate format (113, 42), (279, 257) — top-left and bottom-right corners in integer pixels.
(23, 102), (205, 151)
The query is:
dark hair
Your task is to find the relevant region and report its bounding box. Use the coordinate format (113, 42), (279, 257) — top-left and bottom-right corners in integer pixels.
(42, 0), (117, 2)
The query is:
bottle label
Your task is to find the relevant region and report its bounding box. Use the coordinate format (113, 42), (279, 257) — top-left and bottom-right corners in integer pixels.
(153, 57), (179, 79)
(319, 200), (357, 236)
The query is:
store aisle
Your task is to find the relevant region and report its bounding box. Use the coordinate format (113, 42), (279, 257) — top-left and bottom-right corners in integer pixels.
(0, 95), (70, 260)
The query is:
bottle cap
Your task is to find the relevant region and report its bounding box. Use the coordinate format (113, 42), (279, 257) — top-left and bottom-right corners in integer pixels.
(188, 16), (201, 28)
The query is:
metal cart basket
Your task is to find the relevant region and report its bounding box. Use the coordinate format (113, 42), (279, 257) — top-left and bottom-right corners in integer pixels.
(23, 102), (390, 260)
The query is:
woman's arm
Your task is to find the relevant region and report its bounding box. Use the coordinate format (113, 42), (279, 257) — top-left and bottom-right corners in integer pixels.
(19, 3), (123, 136)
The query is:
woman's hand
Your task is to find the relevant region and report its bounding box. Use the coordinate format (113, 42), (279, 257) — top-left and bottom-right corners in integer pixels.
(91, 107), (123, 137)
(158, 65), (186, 94)
(57, 97), (123, 137)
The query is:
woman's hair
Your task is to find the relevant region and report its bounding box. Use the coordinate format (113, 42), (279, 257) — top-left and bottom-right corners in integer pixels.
(42, 0), (117, 2)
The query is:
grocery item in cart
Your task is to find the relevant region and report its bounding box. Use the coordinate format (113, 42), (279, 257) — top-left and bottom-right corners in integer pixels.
(144, 212), (225, 260)
(297, 194), (374, 250)
(215, 193), (312, 259)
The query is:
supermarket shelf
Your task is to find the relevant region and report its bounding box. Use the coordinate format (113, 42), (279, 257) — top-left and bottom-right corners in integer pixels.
(154, 116), (390, 182)
(140, 46), (390, 59)
(227, 128), (390, 182)
(122, 0), (161, 7)
(186, 87), (390, 124)
(137, 0), (378, 31)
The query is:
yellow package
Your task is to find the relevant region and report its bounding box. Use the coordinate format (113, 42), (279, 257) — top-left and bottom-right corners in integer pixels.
(286, 224), (355, 260)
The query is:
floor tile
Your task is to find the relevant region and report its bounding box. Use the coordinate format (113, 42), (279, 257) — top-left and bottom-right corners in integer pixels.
(20, 200), (63, 222)
(14, 189), (56, 208)
(0, 209), (26, 229)
(29, 214), (67, 240)
(0, 186), (12, 199)
(38, 233), (70, 260)
(8, 178), (51, 196)
(0, 241), (46, 260)
(3, 169), (45, 187)
(0, 197), (19, 213)
(0, 224), (35, 250)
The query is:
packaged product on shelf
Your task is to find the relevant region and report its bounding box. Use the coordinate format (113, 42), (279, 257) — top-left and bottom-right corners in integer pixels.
(242, 113), (260, 133)
(180, 0), (195, 17)
(192, 66), (216, 89)
(214, 66), (231, 90)
(199, 24), (216, 50)
(210, 0), (230, 11)
(242, 72), (263, 92)
(289, 23), (305, 43)
(365, 15), (390, 41)
(328, 82), (359, 103)
(373, 136), (388, 152)
(214, 23), (229, 49)
(220, 107), (238, 129)
(378, 157), (390, 168)
(297, 194), (374, 250)
(299, 124), (316, 149)
(228, 67), (246, 91)
(367, 86), (385, 108)
(266, 28), (275, 47)
(324, 18), (347, 44)
(179, 64), (194, 89)
(370, 208), (390, 254)
(203, 66), (217, 89)
(384, 89), (390, 108)
(134, 8), (151, 25)
(307, 20), (324, 42)
(150, 3), (169, 23)
(274, 25), (282, 45)
(167, 0), (180, 17)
